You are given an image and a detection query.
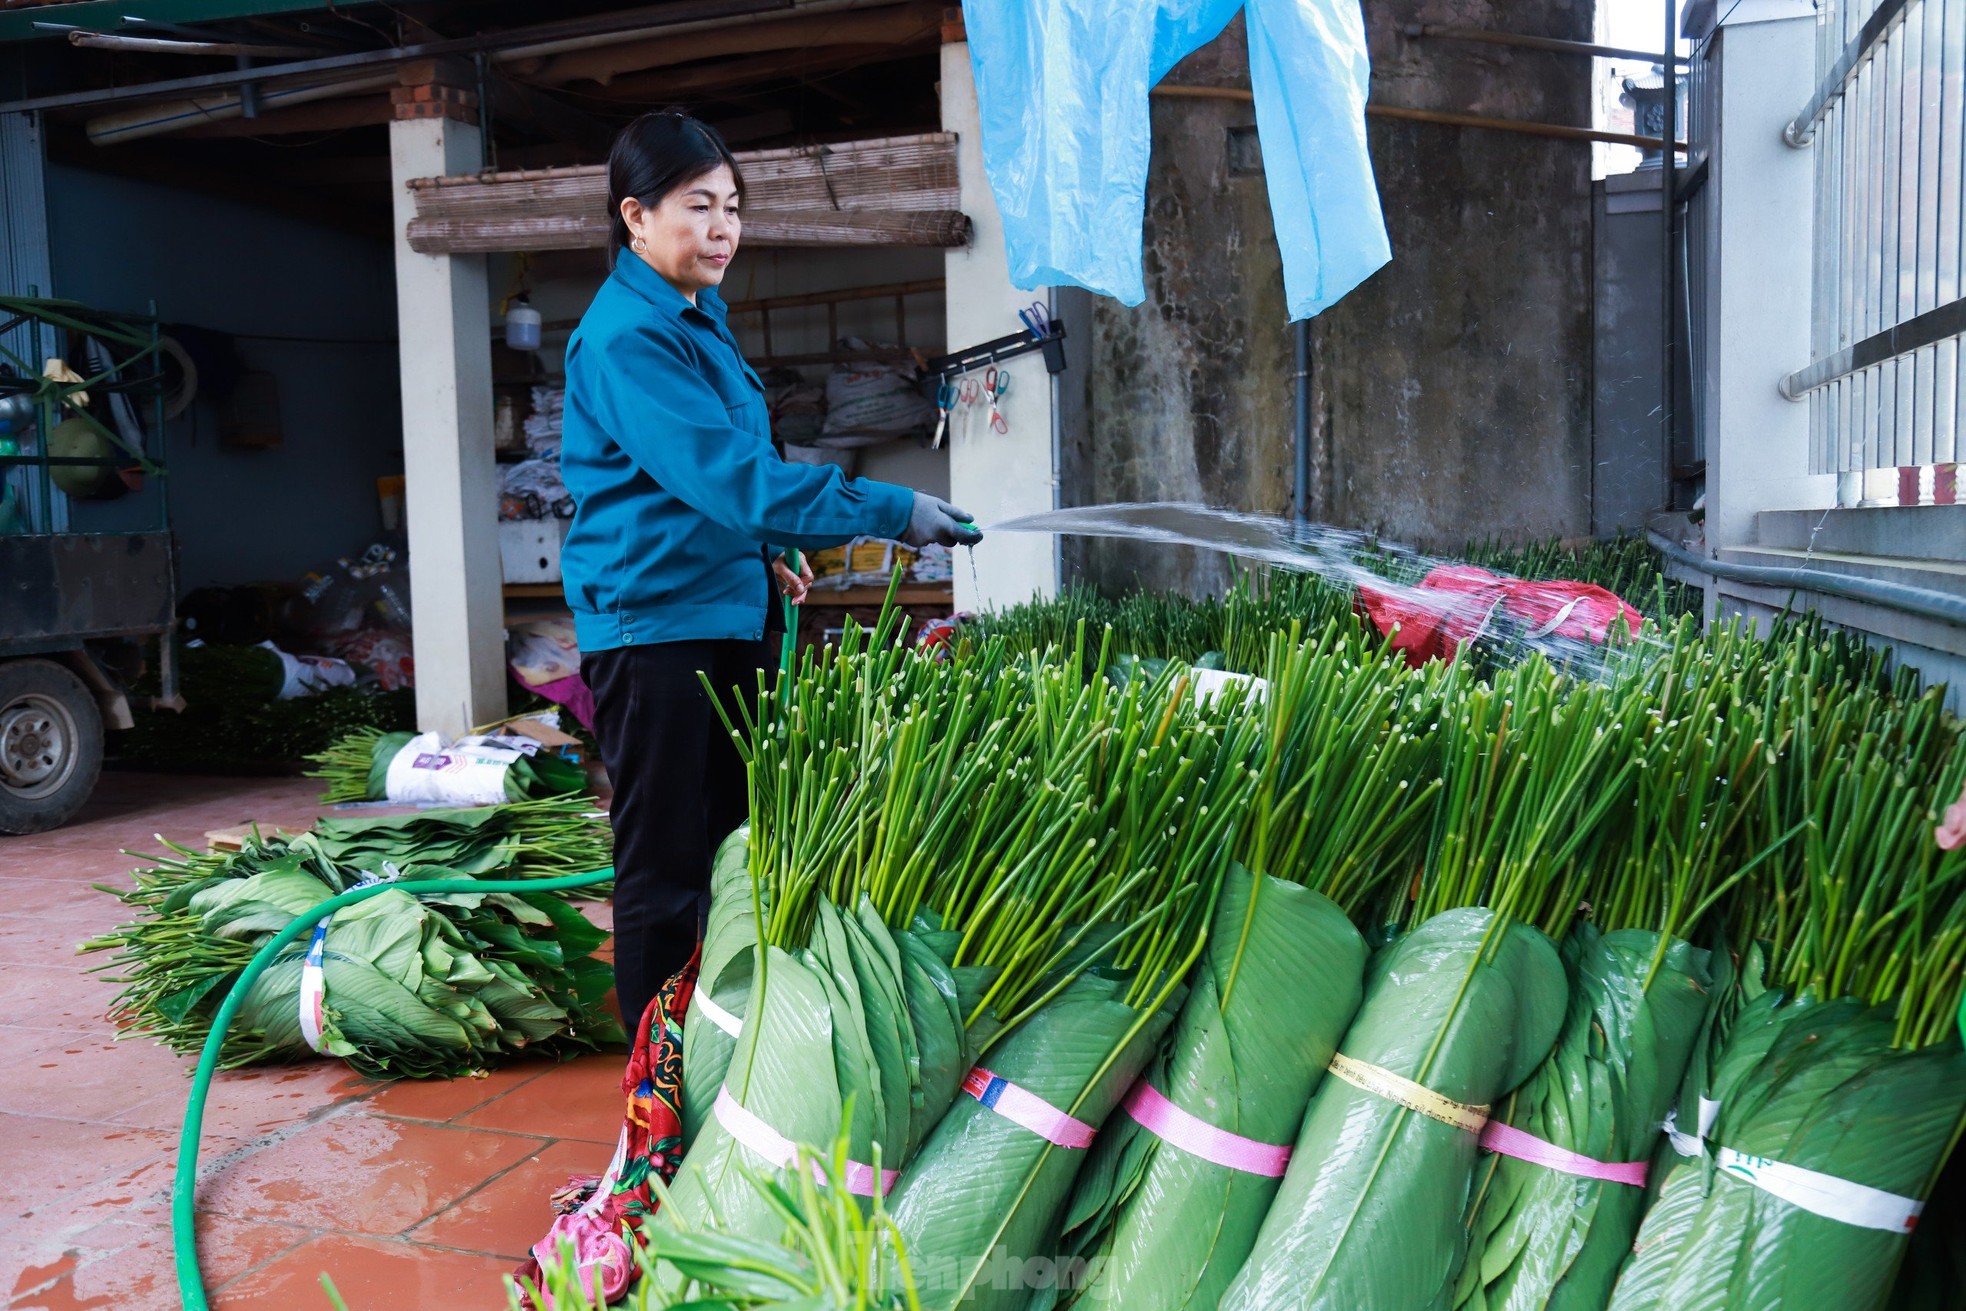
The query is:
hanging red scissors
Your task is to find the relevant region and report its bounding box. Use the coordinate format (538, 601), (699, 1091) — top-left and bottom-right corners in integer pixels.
(984, 366), (1011, 434)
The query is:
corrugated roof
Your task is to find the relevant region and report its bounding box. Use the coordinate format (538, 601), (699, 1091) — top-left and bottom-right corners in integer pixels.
(0, 1), (353, 43)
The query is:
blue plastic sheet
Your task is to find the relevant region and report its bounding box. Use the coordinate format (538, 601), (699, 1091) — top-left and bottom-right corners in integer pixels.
(962, 0), (1390, 321)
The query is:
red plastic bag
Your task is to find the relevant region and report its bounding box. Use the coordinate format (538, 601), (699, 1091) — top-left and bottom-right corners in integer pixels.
(1357, 566), (1642, 668)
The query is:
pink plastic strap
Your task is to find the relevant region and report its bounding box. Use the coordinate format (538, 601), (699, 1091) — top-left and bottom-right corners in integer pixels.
(962, 1067), (1097, 1149)
(1479, 1119), (1649, 1187)
(713, 1087), (897, 1196)
(1121, 1080), (1291, 1177)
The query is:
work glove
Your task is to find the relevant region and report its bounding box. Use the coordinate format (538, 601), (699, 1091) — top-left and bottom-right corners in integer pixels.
(902, 493), (983, 548)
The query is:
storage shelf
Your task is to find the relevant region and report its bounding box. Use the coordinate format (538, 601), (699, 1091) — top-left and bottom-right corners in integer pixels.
(802, 582), (953, 607)
(502, 583), (951, 605)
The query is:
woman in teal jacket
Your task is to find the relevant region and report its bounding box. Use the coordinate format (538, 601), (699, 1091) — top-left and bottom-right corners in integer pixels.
(563, 110), (981, 1030)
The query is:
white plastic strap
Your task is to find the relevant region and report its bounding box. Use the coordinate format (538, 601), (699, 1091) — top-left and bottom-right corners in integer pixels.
(576, 1125), (633, 1220)
(1523, 595), (1586, 640)
(383, 731), (516, 806)
(713, 1087), (896, 1196)
(297, 922), (329, 1053)
(691, 988), (743, 1038)
(1663, 1096), (1721, 1158)
(1189, 668), (1269, 709)
(296, 866), (398, 1055)
(1715, 1146), (1924, 1233)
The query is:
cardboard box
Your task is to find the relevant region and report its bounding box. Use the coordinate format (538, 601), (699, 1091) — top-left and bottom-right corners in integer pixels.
(499, 518), (570, 584)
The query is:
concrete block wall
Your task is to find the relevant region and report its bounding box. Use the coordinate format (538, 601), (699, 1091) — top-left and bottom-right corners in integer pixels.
(1066, 2), (1599, 599)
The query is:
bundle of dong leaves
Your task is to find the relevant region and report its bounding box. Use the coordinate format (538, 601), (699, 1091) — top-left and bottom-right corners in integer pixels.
(306, 726), (590, 804)
(522, 1123), (925, 1311)
(637, 561), (1965, 1311)
(85, 798), (620, 1078)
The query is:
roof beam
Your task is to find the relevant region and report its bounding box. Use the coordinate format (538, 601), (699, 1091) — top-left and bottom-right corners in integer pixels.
(1, 0), (796, 108)
(508, 1), (940, 87)
(484, 74), (614, 158)
(171, 91), (392, 136)
(574, 41), (932, 103)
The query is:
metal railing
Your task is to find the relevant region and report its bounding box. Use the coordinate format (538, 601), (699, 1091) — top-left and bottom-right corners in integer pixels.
(1780, 0), (1964, 505)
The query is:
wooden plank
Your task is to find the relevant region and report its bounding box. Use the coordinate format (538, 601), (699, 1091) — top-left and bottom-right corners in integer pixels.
(175, 94), (394, 138)
(743, 208), (968, 246)
(408, 207), (968, 254)
(408, 132), (953, 186)
(725, 277), (943, 313)
(803, 583), (954, 607)
(409, 133), (958, 216)
(406, 132), (962, 252)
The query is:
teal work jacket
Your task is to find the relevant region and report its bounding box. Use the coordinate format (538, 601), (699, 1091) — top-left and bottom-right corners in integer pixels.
(560, 252), (914, 652)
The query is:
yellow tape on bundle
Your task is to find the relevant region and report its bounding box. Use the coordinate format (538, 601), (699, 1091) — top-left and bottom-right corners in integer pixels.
(1326, 1053), (1490, 1134)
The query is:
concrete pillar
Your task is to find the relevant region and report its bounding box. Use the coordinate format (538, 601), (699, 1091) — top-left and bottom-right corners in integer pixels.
(389, 72), (506, 736)
(1701, 5), (1833, 557)
(942, 39), (1059, 611)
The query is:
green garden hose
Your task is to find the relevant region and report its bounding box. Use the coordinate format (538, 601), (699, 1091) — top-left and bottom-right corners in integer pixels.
(779, 548), (801, 692)
(172, 867), (617, 1310)
(177, 559), (801, 1304)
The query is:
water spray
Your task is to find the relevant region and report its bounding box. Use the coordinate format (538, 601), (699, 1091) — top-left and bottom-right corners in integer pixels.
(985, 502), (1666, 681)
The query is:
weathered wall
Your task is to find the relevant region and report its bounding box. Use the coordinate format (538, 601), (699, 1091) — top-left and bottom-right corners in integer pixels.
(1593, 172), (1668, 537)
(1068, 1), (1596, 594)
(1319, 0), (1594, 551)
(45, 162), (403, 590)
(1067, 22), (1294, 596)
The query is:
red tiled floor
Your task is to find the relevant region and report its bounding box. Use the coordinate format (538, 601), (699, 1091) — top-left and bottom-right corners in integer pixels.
(0, 1115), (176, 1233)
(0, 963), (122, 1035)
(0, 880), (107, 917)
(115, 1062), (373, 1139)
(454, 1055), (626, 1145)
(358, 1062), (552, 1125)
(0, 774), (625, 1311)
(198, 1115), (544, 1235)
(408, 1139), (605, 1260)
(0, 920), (99, 969)
(214, 1232), (517, 1310)
(0, 1033), (192, 1124)
(5, 1212), (311, 1311)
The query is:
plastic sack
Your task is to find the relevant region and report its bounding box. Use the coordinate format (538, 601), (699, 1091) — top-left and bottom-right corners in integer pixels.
(961, 0), (1389, 320)
(823, 351), (936, 437)
(258, 641), (357, 700)
(1357, 566), (1644, 669)
(513, 950), (696, 1310)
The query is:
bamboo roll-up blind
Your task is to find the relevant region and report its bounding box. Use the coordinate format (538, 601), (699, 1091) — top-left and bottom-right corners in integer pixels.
(406, 133), (964, 253)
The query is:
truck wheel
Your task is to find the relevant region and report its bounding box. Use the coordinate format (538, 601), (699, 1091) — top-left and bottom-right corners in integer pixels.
(0, 659), (104, 836)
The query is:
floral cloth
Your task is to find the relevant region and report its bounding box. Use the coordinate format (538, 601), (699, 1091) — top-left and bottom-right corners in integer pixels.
(513, 949), (696, 1308)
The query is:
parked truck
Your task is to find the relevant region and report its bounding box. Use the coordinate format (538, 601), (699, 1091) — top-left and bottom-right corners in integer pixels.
(0, 296), (177, 834)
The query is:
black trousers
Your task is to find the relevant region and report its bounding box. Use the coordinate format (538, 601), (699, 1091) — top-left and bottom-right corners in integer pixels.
(585, 637), (769, 1033)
